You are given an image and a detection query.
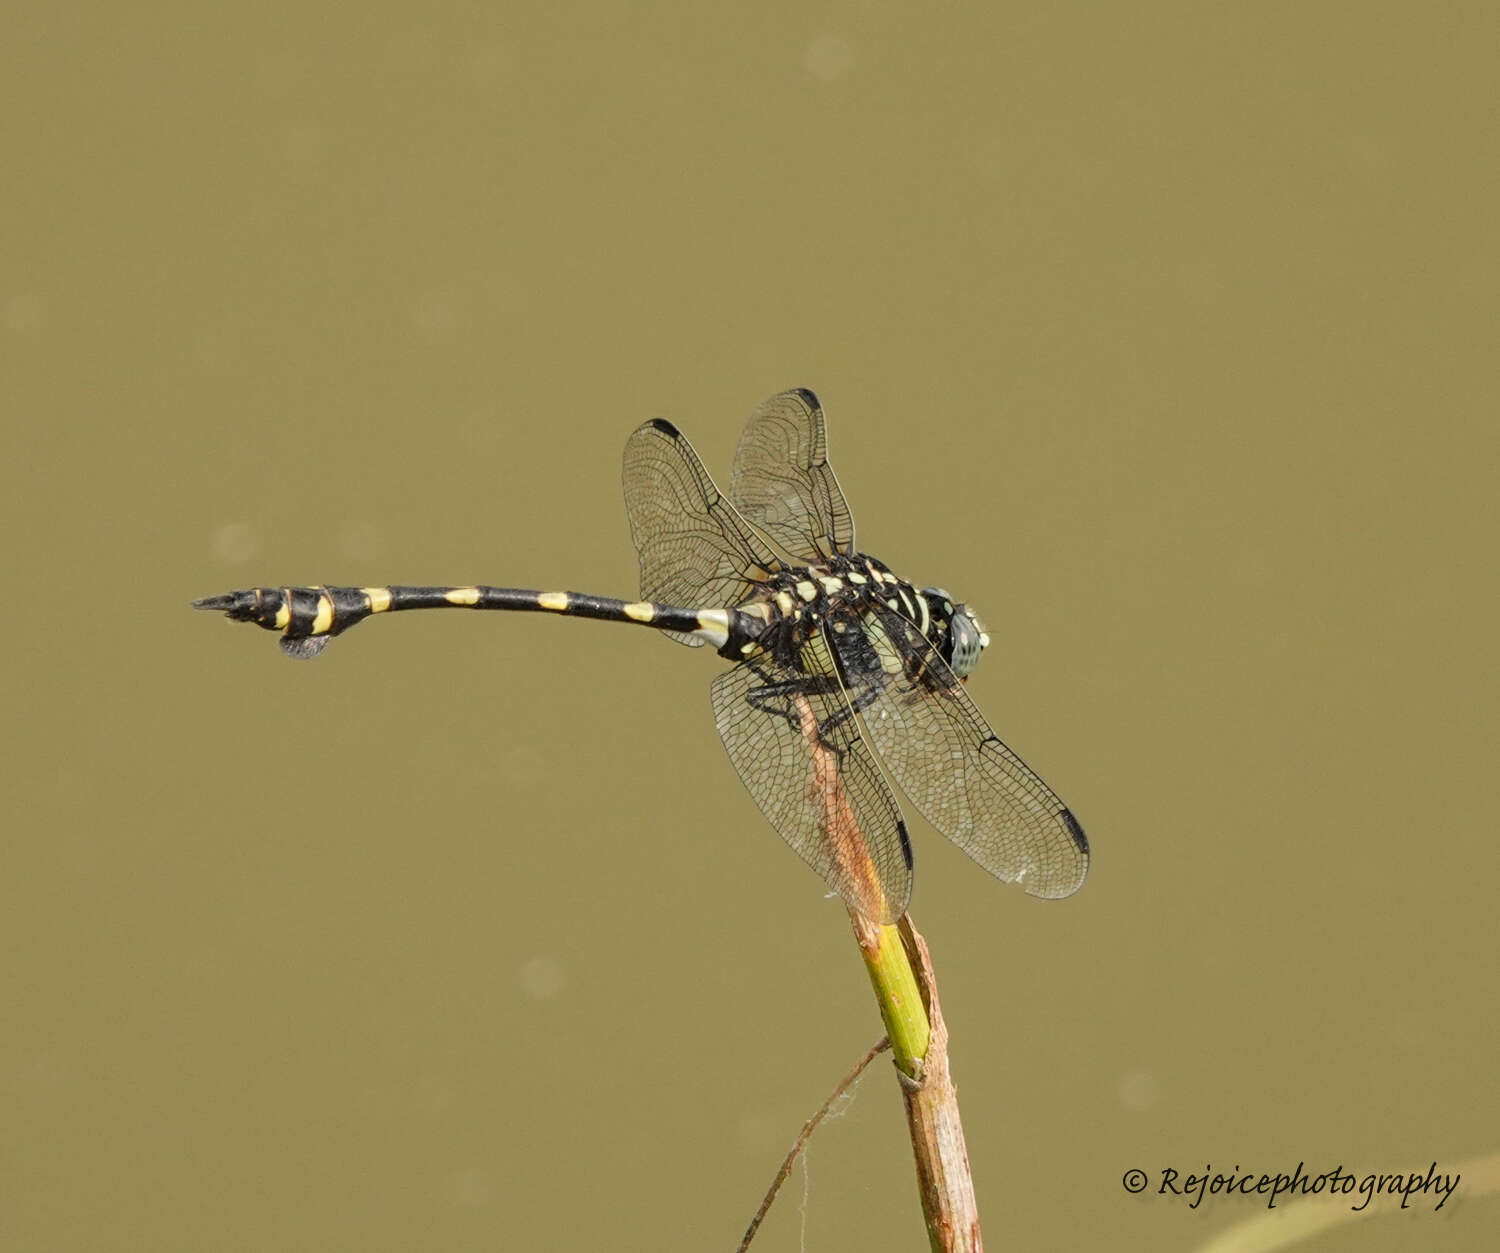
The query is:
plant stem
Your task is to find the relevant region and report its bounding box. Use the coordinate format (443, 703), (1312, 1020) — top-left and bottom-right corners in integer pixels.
(736, 1037), (891, 1253)
(793, 695), (984, 1252)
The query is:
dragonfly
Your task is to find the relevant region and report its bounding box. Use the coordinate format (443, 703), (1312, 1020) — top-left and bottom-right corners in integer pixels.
(195, 389), (1089, 921)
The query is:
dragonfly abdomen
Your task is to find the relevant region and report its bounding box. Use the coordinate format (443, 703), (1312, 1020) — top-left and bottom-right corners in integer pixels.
(193, 585), (733, 657)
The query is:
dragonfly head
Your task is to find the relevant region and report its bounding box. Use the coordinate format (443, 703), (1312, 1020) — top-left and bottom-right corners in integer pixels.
(921, 588), (990, 679)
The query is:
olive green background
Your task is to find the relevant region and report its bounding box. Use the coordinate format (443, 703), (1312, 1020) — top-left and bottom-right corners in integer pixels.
(4, 4), (1495, 1250)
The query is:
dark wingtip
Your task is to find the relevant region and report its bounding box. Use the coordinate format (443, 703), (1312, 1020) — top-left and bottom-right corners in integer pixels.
(647, 417), (680, 436)
(896, 817), (914, 871)
(1060, 807), (1089, 856)
(791, 387), (821, 410)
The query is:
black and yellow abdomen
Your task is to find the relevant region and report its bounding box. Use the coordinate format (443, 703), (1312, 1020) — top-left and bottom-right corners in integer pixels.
(192, 584), (735, 658)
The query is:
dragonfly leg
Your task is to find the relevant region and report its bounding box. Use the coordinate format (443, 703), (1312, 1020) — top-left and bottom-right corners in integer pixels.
(743, 664), (841, 731)
(742, 662), (884, 762)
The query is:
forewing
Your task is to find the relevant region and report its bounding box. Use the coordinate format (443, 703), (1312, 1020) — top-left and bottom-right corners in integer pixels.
(710, 636), (912, 922)
(832, 609), (1089, 899)
(730, 388), (855, 561)
(622, 419), (781, 644)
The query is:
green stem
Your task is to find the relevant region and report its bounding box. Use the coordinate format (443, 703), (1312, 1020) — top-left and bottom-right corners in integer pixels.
(856, 916), (930, 1076)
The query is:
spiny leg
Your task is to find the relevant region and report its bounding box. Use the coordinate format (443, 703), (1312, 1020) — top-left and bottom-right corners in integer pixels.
(742, 662), (884, 761)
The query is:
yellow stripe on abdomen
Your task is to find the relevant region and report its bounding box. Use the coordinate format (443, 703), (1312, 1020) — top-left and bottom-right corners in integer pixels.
(311, 591), (335, 636)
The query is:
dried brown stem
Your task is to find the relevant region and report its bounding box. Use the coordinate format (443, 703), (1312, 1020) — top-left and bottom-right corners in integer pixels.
(735, 1036), (892, 1253)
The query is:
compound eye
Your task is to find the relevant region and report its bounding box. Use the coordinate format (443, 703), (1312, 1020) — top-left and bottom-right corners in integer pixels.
(948, 606), (984, 678)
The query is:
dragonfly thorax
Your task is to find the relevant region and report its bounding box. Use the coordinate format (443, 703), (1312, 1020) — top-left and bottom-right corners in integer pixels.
(723, 554), (987, 681)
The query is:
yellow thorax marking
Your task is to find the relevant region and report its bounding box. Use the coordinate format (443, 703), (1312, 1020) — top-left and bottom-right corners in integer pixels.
(865, 619), (906, 675)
